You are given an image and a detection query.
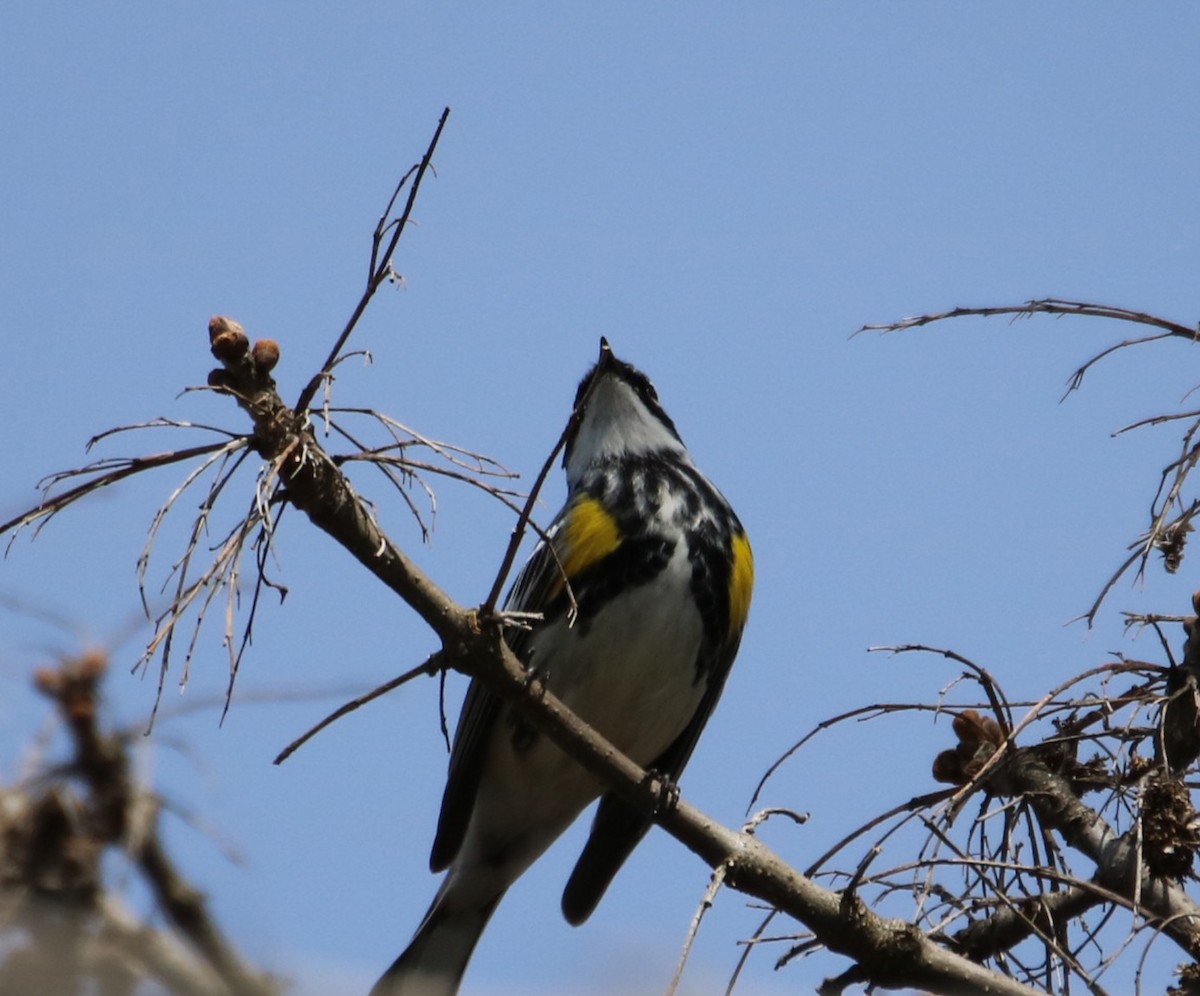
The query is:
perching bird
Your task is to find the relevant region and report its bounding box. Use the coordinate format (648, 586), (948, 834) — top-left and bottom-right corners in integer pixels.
(372, 340), (753, 995)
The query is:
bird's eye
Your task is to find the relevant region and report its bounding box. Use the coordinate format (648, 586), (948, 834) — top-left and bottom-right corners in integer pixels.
(627, 370), (657, 403)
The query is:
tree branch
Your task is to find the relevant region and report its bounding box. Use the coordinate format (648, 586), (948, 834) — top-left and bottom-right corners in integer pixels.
(204, 317), (1044, 995)
(988, 749), (1200, 958)
(1, 651), (279, 996)
(294, 106), (451, 415)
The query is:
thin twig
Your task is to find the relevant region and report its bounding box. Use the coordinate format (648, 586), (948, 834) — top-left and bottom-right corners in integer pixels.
(667, 861), (729, 996)
(273, 652), (444, 764)
(294, 107), (451, 415)
(3, 442), (234, 545)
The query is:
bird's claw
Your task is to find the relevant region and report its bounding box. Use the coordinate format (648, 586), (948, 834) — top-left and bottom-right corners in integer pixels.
(646, 770), (681, 816)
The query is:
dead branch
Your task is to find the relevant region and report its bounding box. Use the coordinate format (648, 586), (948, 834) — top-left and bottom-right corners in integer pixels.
(273, 651), (445, 764)
(989, 748), (1200, 953)
(293, 106), (450, 416)
(949, 882), (1104, 964)
(859, 298), (1200, 626)
(855, 298), (1197, 382)
(194, 311), (1045, 994)
(0, 651), (278, 995)
(740, 621), (1198, 991)
(2, 441), (237, 548)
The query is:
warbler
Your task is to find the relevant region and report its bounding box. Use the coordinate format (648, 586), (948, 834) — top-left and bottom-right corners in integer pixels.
(372, 340), (753, 996)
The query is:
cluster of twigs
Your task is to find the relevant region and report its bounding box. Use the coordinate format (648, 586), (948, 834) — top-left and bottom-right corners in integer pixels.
(735, 631), (1200, 993)
(1, 107), (521, 728)
(658, 300), (1200, 993)
(0, 651), (279, 996)
(860, 299), (1200, 625)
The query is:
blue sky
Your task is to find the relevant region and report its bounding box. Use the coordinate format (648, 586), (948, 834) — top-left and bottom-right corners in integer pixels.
(3, 5), (1198, 993)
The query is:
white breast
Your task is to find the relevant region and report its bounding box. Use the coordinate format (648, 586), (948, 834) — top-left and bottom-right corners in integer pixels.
(458, 542), (704, 884)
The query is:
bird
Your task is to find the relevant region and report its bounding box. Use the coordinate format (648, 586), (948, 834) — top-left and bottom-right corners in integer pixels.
(371, 339), (753, 996)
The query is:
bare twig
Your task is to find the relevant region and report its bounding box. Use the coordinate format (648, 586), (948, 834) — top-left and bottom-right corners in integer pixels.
(273, 651), (444, 764)
(294, 107), (451, 416)
(860, 298), (1200, 627)
(667, 861), (730, 996)
(477, 379), (593, 617)
(3, 441), (235, 548)
(855, 298), (1197, 397)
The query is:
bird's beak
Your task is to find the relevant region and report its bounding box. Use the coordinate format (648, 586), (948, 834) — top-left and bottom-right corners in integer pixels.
(597, 337), (615, 368)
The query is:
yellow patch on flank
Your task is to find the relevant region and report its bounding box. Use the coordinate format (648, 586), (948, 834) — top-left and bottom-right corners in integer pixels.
(728, 531), (754, 635)
(558, 496), (622, 588)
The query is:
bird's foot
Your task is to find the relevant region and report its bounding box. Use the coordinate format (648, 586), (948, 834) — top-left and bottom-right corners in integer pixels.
(645, 770), (681, 816)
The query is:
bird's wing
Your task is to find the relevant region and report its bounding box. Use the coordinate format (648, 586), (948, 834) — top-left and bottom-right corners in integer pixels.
(428, 506), (578, 872)
(429, 678), (503, 872)
(559, 630), (742, 925)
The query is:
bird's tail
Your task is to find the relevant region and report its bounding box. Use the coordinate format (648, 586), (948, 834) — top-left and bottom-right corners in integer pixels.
(370, 886), (502, 996)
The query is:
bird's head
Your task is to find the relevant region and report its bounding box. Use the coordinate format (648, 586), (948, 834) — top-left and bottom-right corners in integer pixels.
(564, 339), (686, 487)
